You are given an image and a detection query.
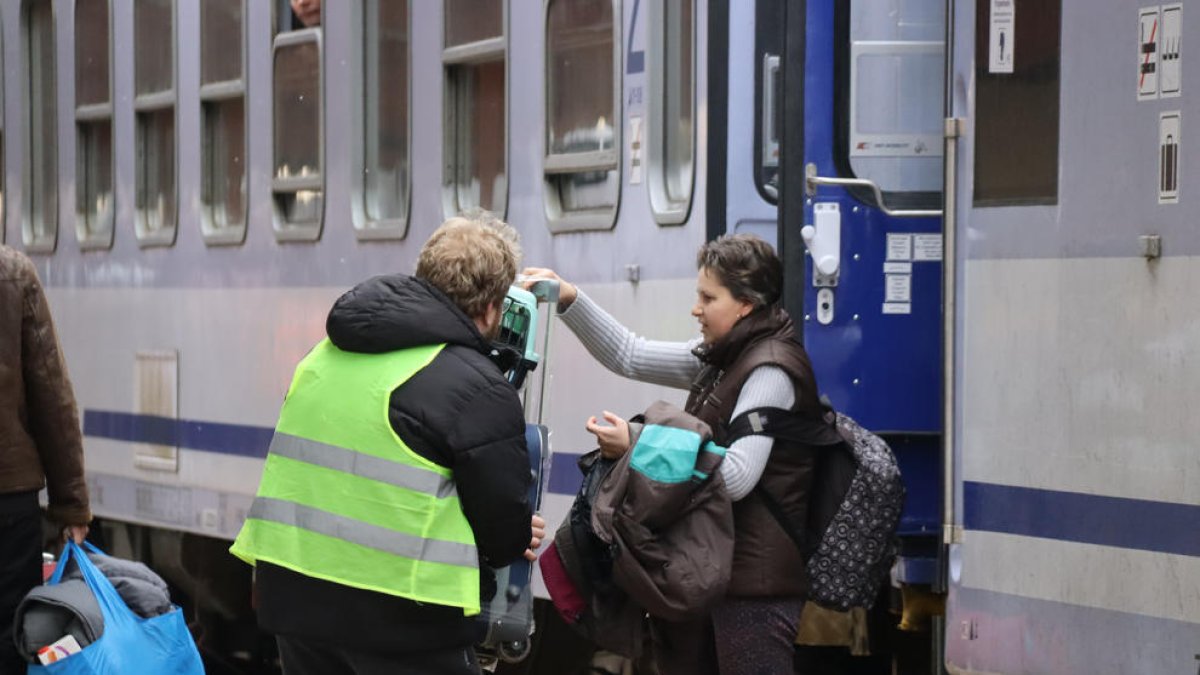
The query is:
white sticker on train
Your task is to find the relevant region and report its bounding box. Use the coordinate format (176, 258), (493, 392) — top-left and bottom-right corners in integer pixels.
(887, 234), (913, 261)
(914, 234), (943, 261)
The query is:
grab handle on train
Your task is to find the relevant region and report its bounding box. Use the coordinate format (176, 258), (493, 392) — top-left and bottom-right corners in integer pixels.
(804, 163), (942, 219)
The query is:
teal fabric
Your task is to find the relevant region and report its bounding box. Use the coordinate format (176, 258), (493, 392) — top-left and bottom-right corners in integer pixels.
(691, 442), (727, 481)
(630, 425), (704, 483)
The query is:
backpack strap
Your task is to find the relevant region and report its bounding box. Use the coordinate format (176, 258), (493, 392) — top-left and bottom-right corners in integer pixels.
(752, 482), (811, 555)
(724, 406), (846, 448)
(726, 405), (852, 558)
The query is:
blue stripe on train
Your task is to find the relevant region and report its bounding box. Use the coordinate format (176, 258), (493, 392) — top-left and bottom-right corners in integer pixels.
(83, 409), (587, 495)
(82, 410), (1200, 558)
(964, 481), (1200, 558)
(83, 410), (273, 459)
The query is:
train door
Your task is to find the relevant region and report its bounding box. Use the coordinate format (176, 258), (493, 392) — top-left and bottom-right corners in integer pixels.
(778, 0), (948, 669)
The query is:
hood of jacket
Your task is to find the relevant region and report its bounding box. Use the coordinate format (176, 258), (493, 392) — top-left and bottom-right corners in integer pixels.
(325, 274), (493, 355)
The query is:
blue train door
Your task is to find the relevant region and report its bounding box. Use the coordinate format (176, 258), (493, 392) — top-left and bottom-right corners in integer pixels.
(778, 0), (948, 667)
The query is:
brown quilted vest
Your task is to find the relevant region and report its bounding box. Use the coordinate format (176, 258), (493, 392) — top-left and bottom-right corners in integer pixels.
(684, 308), (824, 597)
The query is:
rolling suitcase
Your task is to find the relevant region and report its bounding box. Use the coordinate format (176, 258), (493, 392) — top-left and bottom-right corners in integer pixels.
(476, 279), (558, 666)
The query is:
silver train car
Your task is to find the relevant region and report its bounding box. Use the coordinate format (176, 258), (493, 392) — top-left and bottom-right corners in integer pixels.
(2, 0), (1195, 672)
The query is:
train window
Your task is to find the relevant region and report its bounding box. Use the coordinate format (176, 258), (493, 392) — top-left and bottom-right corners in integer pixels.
(842, 2), (944, 196)
(199, 0), (246, 245)
(75, 0), (114, 249)
(134, 0), (177, 247)
(543, 0), (621, 232)
(22, 0), (56, 252)
(647, 0), (694, 225)
(353, 0), (407, 239)
(443, 0), (506, 218)
(972, 0), (1060, 206)
(272, 30), (323, 240)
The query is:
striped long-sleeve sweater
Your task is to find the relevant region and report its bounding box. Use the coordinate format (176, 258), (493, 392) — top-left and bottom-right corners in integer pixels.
(559, 289), (795, 500)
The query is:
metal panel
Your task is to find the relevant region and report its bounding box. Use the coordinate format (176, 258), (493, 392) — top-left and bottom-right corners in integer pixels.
(133, 349), (179, 471)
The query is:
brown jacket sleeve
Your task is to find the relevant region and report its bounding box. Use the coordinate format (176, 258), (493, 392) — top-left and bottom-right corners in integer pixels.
(20, 257), (90, 525)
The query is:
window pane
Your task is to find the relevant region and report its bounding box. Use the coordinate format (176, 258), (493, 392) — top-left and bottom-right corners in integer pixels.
(445, 0), (501, 48)
(972, 0), (1060, 205)
(25, 0), (57, 244)
(137, 110), (175, 231)
(364, 0), (407, 223)
(77, 120), (113, 233)
(203, 98), (245, 228)
(847, 0), (943, 193)
(135, 0), (173, 95)
(201, 0), (242, 85)
(547, 0), (614, 157)
(452, 60), (505, 213)
(274, 40), (320, 183)
(75, 0), (109, 106)
(663, 0), (692, 203)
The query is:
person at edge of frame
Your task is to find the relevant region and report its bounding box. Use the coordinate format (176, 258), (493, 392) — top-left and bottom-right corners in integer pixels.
(0, 244), (91, 675)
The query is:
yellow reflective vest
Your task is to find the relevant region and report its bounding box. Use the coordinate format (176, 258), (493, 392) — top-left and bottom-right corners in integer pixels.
(231, 339), (481, 615)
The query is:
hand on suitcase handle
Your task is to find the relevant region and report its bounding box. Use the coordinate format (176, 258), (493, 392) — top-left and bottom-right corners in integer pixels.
(523, 514), (546, 561)
(520, 268), (573, 308)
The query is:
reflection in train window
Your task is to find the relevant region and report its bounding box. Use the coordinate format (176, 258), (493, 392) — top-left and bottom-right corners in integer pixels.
(75, 0), (114, 249)
(355, 0), (407, 239)
(647, 0), (694, 225)
(134, 0), (177, 247)
(845, 1), (944, 194)
(272, 30), (323, 240)
(544, 0), (620, 232)
(22, 0), (56, 251)
(200, 0), (246, 245)
(443, 0), (506, 218)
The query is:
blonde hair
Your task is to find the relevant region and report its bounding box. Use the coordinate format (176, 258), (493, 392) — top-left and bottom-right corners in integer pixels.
(415, 210), (521, 320)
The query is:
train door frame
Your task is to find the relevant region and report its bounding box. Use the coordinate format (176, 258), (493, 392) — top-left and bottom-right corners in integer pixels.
(779, 0), (952, 671)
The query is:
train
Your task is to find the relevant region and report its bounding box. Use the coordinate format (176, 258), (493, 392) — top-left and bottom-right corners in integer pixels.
(3, 0), (1196, 673)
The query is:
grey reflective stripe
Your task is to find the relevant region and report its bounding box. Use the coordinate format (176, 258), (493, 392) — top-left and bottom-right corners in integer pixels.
(248, 497), (479, 569)
(269, 433), (457, 499)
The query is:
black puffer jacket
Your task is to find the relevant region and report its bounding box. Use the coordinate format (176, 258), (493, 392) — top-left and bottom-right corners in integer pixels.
(257, 275), (532, 654)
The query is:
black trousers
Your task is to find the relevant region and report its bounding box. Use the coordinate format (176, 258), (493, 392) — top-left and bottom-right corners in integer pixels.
(0, 492), (42, 675)
(277, 635), (481, 675)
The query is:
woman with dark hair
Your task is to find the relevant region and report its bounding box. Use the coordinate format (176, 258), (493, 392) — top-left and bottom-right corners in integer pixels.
(524, 234), (825, 675)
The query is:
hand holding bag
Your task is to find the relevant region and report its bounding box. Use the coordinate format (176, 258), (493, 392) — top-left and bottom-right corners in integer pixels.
(27, 541), (204, 674)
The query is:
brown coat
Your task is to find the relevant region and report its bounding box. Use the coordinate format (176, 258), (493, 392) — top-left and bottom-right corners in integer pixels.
(0, 246), (90, 525)
(685, 308), (826, 598)
(591, 401), (735, 623)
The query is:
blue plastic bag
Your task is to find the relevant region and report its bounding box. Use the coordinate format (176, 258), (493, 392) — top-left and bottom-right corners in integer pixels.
(28, 541), (204, 674)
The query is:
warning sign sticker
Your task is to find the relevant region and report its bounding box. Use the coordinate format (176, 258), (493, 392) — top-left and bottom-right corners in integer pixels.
(989, 0), (1015, 74)
(1139, 7), (1161, 100)
(1160, 4), (1182, 98)
(629, 116), (643, 185)
(1159, 111), (1180, 204)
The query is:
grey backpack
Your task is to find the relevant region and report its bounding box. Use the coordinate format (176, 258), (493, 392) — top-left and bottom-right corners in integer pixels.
(726, 405), (905, 611)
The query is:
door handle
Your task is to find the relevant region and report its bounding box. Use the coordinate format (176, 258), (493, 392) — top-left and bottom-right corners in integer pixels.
(804, 163), (942, 218)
